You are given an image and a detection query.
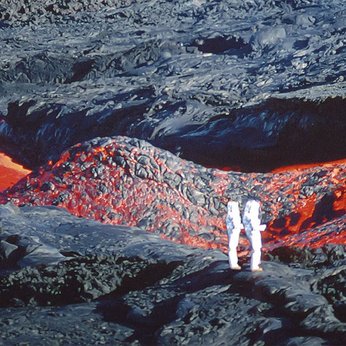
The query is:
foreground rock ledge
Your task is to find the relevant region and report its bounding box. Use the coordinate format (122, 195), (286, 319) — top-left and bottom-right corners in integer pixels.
(0, 204), (345, 345)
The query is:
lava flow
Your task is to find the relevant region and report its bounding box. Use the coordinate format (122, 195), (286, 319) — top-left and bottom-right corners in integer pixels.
(0, 136), (345, 255)
(0, 152), (31, 192)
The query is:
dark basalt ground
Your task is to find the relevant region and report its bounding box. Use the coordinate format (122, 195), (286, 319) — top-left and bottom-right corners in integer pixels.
(0, 0), (345, 171)
(1, 204), (346, 345)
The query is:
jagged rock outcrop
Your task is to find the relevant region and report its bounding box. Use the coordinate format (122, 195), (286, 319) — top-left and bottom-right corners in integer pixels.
(1, 136), (345, 253)
(0, 204), (345, 345)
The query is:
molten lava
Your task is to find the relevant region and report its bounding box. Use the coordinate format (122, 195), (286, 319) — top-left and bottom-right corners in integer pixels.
(0, 152), (31, 192)
(0, 137), (344, 256)
(270, 158), (346, 173)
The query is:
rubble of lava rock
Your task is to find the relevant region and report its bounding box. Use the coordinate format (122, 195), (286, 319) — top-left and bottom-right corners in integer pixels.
(0, 204), (346, 345)
(1, 136), (345, 256)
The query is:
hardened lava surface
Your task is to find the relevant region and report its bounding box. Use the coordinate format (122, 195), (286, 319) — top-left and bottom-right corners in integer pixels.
(1, 136), (345, 254)
(1, 0), (346, 344)
(0, 0), (346, 171)
(0, 204), (345, 345)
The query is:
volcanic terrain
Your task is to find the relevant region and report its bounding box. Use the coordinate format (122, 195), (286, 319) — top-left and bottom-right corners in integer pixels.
(0, 0), (345, 345)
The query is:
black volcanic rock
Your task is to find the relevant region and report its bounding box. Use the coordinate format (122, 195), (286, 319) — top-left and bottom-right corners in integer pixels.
(0, 204), (346, 345)
(0, 0), (137, 24)
(0, 0), (345, 171)
(0, 0), (345, 344)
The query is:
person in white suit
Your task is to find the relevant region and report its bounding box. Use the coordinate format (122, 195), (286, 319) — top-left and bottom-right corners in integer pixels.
(226, 199), (266, 272)
(226, 201), (243, 270)
(242, 199), (266, 271)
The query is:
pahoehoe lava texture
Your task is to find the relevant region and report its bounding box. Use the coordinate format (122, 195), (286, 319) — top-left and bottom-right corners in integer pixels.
(1, 136), (345, 253)
(0, 204), (346, 345)
(0, 0), (346, 170)
(1, 0), (346, 345)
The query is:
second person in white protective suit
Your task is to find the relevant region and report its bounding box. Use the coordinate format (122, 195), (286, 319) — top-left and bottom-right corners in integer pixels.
(242, 199), (266, 272)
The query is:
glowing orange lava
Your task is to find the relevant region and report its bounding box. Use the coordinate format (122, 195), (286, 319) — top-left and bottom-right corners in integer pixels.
(0, 138), (345, 255)
(0, 153), (31, 192)
(270, 158), (346, 173)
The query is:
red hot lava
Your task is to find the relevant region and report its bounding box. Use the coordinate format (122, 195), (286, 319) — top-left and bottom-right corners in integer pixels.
(0, 137), (345, 255)
(0, 152), (31, 192)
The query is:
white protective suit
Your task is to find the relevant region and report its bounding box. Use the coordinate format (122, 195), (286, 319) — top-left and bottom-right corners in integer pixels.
(242, 199), (266, 271)
(226, 199), (266, 271)
(226, 201), (243, 270)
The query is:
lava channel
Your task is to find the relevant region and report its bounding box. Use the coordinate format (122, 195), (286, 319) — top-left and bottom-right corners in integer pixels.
(0, 152), (31, 192)
(0, 136), (344, 255)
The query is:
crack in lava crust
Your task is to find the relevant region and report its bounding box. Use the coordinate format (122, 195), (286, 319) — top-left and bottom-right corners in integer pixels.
(0, 152), (31, 191)
(0, 136), (345, 255)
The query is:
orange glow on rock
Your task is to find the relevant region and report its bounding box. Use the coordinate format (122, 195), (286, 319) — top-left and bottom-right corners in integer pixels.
(0, 138), (345, 258)
(0, 153), (31, 192)
(270, 158), (346, 173)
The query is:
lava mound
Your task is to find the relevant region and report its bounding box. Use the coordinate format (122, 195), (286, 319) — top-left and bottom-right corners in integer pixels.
(1, 136), (345, 254)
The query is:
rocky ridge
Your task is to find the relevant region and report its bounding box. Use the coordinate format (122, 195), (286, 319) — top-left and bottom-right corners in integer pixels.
(0, 204), (345, 345)
(1, 136), (344, 253)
